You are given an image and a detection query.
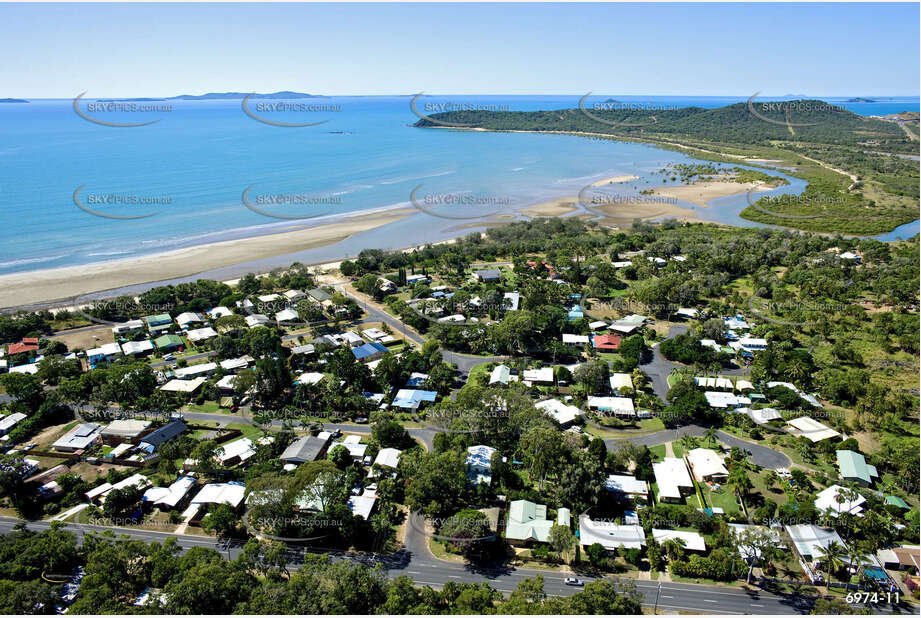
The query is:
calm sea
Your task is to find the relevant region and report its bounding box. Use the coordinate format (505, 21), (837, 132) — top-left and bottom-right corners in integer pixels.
(0, 95), (917, 278)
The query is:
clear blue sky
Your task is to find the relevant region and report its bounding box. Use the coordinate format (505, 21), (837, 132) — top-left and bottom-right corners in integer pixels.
(2, 3), (918, 97)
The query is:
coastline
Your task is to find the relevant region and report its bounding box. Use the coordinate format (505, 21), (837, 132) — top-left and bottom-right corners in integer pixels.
(0, 209), (415, 309)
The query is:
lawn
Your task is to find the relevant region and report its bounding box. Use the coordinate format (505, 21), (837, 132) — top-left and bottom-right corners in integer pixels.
(703, 485), (741, 515)
(649, 444), (666, 460)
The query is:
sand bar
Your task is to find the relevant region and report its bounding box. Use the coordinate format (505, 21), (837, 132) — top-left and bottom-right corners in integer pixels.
(0, 209), (414, 309)
(648, 180), (771, 208)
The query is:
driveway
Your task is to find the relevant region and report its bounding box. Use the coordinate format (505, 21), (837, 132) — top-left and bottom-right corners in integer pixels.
(640, 324), (688, 402)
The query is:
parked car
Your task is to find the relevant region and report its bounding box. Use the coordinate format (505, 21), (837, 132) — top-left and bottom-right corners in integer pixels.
(564, 578), (584, 587)
(162, 353), (175, 361)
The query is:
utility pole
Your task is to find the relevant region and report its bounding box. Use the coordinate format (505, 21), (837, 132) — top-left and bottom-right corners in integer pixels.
(653, 580), (662, 614)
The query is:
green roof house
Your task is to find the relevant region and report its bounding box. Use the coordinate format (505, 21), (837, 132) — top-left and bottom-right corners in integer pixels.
(836, 450), (878, 486)
(154, 334), (185, 352)
(885, 495), (910, 510)
(505, 500), (569, 545)
(144, 313), (174, 333)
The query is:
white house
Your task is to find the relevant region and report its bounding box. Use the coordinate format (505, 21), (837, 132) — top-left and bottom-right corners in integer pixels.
(653, 458), (694, 503)
(535, 398), (582, 426)
(686, 448), (729, 483)
(466, 445), (499, 485)
(579, 514), (646, 550)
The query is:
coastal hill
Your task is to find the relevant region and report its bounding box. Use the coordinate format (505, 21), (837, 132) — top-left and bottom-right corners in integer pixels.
(413, 99), (912, 151)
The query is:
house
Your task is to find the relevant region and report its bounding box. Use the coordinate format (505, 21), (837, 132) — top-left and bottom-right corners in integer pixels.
(815, 485), (866, 517)
(652, 529), (706, 552)
(351, 342), (389, 362)
(592, 334), (622, 351)
(153, 334), (184, 352)
(188, 481), (247, 518)
(284, 289), (306, 302)
(567, 305), (584, 321)
(143, 314), (173, 333)
(587, 396), (635, 417)
(562, 333), (590, 346)
(609, 373), (633, 392)
(219, 355), (253, 371)
(746, 407), (782, 425)
(280, 433), (331, 464)
(522, 367), (554, 384)
(705, 391), (749, 409)
(876, 546), (920, 571)
(489, 365), (511, 385)
(727, 523), (784, 560)
(273, 309), (299, 325)
(95, 473), (150, 505)
(676, 308), (698, 319)
(466, 445), (498, 485)
(121, 340), (155, 356)
(361, 327), (387, 341)
(786, 416), (840, 442)
(339, 331), (364, 347)
(330, 435), (368, 461)
(579, 514), (646, 550)
(186, 327), (218, 343)
(405, 273), (429, 285)
(473, 269), (501, 282)
(735, 379), (755, 391)
(0, 412), (28, 436)
(535, 398), (582, 426)
(295, 372), (325, 386)
(257, 294), (281, 303)
(503, 292), (520, 311)
(175, 312), (205, 329)
(159, 377), (207, 394)
(308, 287), (332, 302)
(505, 500), (567, 545)
(372, 447), (402, 470)
(216, 375), (238, 392)
(173, 362), (217, 379)
(143, 476), (196, 510)
(244, 314), (271, 328)
(405, 372), (429, 388)
(52, 423), (102, 451)
(216, 438), (256, 466)
(653, 458), (694, 503)
(138, 421), (187, 452)
(604, 474), (649, 503)
(207, 306), (234, 319)
(290, 344), (315, 356)
(838, 251), (861, 263)
(8, 363), (38, 375)
(391, 389), (437, 411)
(100, 419), (153, 445)
(112, 319), (145, 336)
(7, 339), (39, 356)
(347, 493), (377, 520)
(86, 342), (123, 366)
(588, 320), (609, 330)
(785, 524), (847, 564)
(610, 314), (647, 334)
(739, 337), (768, 352)
(686, 448), (729, 483)
(836, 450), (878, 486)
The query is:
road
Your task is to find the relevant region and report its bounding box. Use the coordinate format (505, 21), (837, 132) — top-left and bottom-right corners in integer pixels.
(0, 515), (852, 615)
(606, 424), (791, 469)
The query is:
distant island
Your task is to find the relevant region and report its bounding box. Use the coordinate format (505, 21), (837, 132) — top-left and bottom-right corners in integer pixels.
(96, 91), (325, 102)
(846, 97), (877, 103)
(0, 98), (28, 103)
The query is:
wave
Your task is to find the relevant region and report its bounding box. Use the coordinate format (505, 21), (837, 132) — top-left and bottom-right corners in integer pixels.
(0, 252), (74, 269)
(378, 170), (455, 185)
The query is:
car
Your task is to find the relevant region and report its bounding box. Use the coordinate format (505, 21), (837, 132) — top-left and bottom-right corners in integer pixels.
(162, 353), (175, 361)
(564, 578), (584, 587)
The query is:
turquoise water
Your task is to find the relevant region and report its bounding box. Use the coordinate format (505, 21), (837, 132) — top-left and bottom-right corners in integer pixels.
(0, 95), (917, 279)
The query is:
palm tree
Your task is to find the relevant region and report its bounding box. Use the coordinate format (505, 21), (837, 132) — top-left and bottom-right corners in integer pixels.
(728, 467), (753, 510)
(820, 541), (847, 589)
(660, 537), (687, 562)
(704, 426), (718, 448)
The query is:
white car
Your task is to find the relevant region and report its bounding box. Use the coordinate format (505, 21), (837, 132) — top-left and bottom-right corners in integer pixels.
(564, 577), (584, 587)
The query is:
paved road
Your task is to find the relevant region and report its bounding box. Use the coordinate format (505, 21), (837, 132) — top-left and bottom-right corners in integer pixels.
(0, 515), (858, 614)
(606, 424), (791, 469)
(639, 325), (689, 402)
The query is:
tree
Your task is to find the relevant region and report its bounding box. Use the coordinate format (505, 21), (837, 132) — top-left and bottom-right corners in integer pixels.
(584, 542), (606, 567)
(819, 541), (847, 588)
(102, 485), (142, 522)
(549, 524), (575, 560)
(372, 418), (409, 449)
(328, 445), (353, 470)
(660, 536), (687, 561)
(201, 503), (239, 539)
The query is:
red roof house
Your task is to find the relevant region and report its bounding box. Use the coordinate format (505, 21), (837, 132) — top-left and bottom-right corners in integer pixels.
(592, 334), (622, 351)
(7, 342), (39, 355)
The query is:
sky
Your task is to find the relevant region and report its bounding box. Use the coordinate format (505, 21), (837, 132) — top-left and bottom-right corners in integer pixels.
(1, 3), (918, 97)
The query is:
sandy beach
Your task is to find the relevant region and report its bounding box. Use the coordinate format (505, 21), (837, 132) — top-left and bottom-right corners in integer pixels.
(647, 180), (770, 208)
(0, 209), (414, 309)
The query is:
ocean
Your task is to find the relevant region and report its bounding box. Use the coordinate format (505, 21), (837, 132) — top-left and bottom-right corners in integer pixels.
(0, 94), (918, 279)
